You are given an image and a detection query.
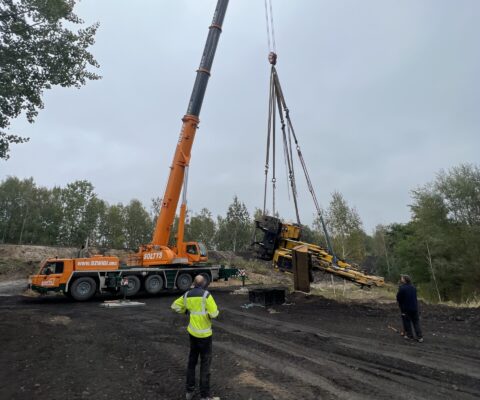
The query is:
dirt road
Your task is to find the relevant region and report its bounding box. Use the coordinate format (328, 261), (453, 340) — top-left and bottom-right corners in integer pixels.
(1, 287), (479, 400)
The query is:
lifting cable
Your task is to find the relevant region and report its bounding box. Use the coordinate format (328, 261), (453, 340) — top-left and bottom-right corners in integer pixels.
(263, 0), (277, 217)
(264, 0), (277, 54)
(261, 1), (338, 262)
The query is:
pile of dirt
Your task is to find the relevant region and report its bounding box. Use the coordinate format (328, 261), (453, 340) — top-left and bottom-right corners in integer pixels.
(0, 244), (131, 280)
(0, 244), (74, 280)
(0, 244), (78, 262)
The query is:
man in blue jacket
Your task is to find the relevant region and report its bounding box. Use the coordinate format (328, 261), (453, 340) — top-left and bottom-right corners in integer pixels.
(396, 275), (423, 342)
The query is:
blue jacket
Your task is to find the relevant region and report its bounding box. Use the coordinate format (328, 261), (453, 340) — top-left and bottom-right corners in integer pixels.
(396, 283), (418, 313)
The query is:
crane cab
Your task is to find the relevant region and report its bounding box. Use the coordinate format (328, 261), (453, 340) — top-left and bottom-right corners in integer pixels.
(31, 259), (71, 292)
(175, 241), (208, 264)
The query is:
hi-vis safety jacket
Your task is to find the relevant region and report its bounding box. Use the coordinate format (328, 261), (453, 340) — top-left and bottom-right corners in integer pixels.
(171, 286), (219, 338)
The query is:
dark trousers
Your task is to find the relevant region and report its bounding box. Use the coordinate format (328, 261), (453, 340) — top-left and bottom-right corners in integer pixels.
(401, 310), (423, 339)
(186, 334), (212, 397)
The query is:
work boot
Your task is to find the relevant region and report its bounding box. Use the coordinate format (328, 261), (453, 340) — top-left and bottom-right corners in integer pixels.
(185, 391), (195, 400)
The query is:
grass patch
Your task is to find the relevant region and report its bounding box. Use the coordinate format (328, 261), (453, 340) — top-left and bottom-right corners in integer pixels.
(227, 257), (271, 276)
(310, 280), (397, 303)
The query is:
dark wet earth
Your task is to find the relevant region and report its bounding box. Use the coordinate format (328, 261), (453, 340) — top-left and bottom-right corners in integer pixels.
(1, 289), (479, 399)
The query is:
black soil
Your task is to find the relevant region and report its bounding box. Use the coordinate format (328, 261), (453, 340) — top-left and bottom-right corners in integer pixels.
(1, 289), (479, 400)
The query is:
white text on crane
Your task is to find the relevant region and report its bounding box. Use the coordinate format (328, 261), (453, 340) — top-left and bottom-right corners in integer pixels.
(143, 252), (163, 260)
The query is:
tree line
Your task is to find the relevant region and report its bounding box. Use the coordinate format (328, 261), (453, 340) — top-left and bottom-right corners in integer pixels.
(0, 177), (254, 253)
(371, 164), (480, 303)
(1, 163), (479, 302)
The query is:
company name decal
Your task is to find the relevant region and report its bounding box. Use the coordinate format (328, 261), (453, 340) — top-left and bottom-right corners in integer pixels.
(41, 279), (55, 286)
(143, 252), (163, 260)
(77, 261), (117, 267)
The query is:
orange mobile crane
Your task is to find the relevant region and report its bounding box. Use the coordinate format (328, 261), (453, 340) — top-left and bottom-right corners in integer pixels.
(127, 0), (229, 268)
(30, 0), (236, 301)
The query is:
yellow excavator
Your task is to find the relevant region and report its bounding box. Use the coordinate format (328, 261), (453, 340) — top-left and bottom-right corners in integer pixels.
(254, 215), (384, 287)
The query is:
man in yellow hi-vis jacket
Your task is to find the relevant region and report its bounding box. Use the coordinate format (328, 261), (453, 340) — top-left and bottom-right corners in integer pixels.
(172, 275), (219, 400)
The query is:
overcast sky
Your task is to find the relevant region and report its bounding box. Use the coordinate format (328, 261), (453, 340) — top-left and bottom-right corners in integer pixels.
(1, 0), (479, 232)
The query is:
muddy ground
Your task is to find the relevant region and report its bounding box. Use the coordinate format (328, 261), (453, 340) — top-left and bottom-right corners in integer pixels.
(1, 285), (479, 400)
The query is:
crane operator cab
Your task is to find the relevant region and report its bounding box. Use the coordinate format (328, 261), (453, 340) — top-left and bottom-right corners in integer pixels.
(30, 260), (66, 293)
(184, 242), (208, 264)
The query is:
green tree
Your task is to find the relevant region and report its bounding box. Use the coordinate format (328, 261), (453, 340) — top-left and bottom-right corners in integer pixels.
(0, 0), (100, 159)
(300, 223), (323, 245)
(124, 199), (152, 250)
(185, 208), (216, 249)
(58, 180), (99, 246)
(0, 176), (36, 243)
(373, 223), (415, 282)
(375, 164), (480, 302)
(372, 224), (393, 278)
(434, 164), (480, 226)
(215, 196), (251, 251)
(99, 204), (126, 249)
(0, 177), (67, 245)
(325, 191), (365, 262)
(36, 185), (63, 245)
(407, 164), (480, 301)
(84, 197), (106, 246)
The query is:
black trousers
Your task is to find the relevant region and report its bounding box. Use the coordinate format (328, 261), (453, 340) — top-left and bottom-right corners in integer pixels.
(186, 334), (212, 397)
(401, 310), (423, 339)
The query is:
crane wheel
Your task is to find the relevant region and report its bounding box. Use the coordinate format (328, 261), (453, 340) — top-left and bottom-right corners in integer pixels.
(124, 275), (141, 296)
(176, 273), (193, 291)
(145, 274), (164, 295)
(70, 277), (97, 301)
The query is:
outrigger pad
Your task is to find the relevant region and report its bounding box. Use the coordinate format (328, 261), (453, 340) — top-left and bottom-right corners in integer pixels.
(248, 287), (286, 307)
(100, 300), (145, 308)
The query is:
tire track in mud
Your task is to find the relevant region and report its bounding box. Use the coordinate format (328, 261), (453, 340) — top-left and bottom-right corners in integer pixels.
(215, 321), (437, 400)
(215, 324), (382, 400)
(222, 306), (480, 379)
(216, 341), (351, 400)
(215, 307), (480, 400)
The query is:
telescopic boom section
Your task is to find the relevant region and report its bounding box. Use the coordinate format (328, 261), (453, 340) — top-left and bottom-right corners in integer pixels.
(152, 0), (229, 246)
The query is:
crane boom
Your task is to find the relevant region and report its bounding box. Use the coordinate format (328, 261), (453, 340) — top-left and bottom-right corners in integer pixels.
(152, 0), (229, 246)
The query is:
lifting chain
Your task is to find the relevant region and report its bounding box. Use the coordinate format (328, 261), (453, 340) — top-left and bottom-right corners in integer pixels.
(260, 0), (337, 262)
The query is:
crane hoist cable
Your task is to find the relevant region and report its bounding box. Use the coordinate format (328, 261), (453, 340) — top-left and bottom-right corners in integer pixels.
(264, 0), (277, 54)
(260, 1), (338, 263)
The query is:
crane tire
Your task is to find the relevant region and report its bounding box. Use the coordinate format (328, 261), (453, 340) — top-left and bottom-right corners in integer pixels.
(145, 274), (164, 295)
(125, 275), (141, 296)
(176, 273), (193, 291)
(70, 277), (97, 301)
